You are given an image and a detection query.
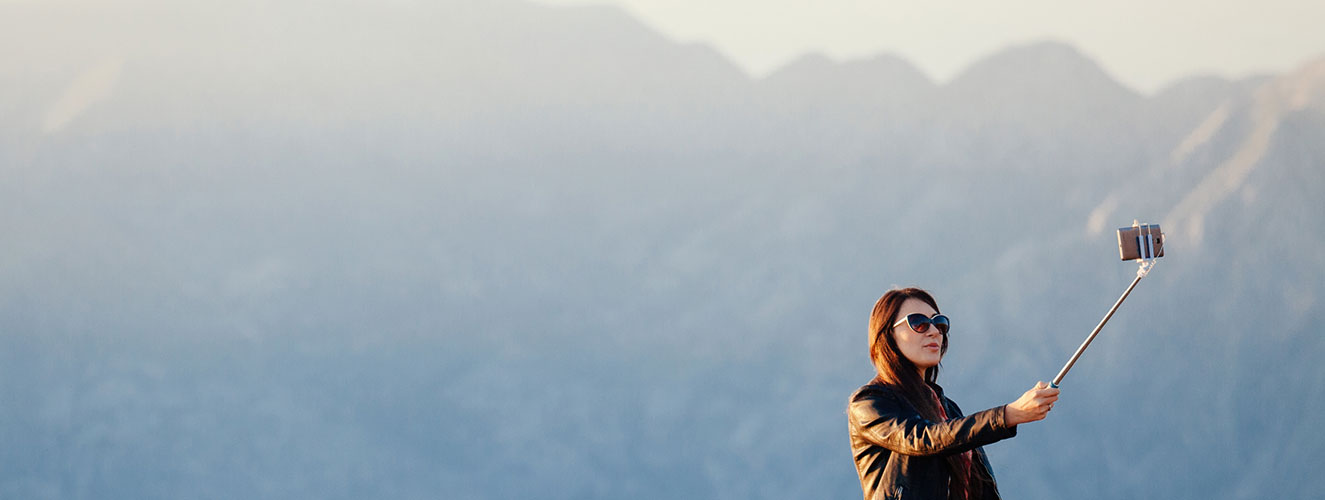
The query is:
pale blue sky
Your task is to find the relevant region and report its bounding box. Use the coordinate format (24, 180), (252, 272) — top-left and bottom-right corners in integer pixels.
(536, 0), (1325, 93)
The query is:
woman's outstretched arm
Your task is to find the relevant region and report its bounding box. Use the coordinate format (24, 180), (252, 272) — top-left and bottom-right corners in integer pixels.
(849, 386), (1016, 456)
(848, 381), (1058, 456)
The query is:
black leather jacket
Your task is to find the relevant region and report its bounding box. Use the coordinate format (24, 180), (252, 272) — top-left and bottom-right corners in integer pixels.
(847, 382), (1017, 500)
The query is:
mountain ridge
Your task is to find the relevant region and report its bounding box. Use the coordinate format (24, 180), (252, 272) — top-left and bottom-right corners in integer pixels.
(4, 2), (1325, 500)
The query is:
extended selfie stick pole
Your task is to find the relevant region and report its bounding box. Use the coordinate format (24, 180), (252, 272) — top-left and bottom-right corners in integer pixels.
(1050, 271), (1144, 388)
(1050, 222), (1161, 389)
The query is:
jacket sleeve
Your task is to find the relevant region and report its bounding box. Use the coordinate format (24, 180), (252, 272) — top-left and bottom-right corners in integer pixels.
(848, 387), (1017, 457)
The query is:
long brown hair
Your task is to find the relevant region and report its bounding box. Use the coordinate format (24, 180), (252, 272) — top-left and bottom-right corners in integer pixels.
(867, 287), (982, 500)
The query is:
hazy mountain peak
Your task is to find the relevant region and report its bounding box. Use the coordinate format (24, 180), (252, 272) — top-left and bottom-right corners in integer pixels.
(1153, 74), (1234, 101)
(1271, 56), (1325, 111)
(946, 40), (1134, 97)
(540, 0), (654, 33)
(763, 52), (929, 85)
(938, 39), (1141, 126)
(769, 52), (837, 74)
(843, 53), (933, 85)
(523, 1), (750, 88)
(758, 50), (933, 110)
(1163, 56), (1325, 244)
(959, 40), (1098, 72)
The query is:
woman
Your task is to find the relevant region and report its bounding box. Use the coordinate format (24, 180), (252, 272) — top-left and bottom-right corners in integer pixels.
(847, 287), (1059, 500)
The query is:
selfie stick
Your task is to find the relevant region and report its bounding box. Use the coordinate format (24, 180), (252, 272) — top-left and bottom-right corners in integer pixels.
(1050, 222), (1161, 389)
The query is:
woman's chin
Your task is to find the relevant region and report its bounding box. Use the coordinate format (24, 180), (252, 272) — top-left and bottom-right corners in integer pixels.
(917, 357), (942, 370)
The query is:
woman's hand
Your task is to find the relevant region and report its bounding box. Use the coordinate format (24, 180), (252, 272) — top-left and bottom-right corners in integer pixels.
(1005, 381), (1060, 425)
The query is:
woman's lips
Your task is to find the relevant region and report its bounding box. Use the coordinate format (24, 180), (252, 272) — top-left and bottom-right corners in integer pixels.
(923, 343), (940, 349)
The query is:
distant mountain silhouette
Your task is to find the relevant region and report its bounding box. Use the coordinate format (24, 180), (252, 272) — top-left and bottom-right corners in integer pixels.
(1163, 56), (1325, 243)
(759, 52), (934, 110)
(947, 41), (1138, 101)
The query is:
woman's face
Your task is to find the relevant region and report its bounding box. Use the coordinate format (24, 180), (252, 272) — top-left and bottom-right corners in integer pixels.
(892, 297), (945, 374)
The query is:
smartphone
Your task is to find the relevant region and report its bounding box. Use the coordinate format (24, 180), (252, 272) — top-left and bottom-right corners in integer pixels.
(1118, 224), (1164, 260)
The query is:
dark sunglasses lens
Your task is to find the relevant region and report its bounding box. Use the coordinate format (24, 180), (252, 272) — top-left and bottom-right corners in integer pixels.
(931, 315), (950, 334)
(906, 313), (931, 333)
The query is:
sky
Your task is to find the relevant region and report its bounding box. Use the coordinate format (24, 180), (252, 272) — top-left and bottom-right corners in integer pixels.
(534, 0), (1325, 93)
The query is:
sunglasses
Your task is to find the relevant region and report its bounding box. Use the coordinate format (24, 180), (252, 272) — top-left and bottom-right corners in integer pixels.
(892, 313), (950, 335)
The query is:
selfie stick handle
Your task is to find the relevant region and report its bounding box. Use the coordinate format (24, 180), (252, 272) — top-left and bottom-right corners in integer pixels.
(1050, 272), (1145, 388)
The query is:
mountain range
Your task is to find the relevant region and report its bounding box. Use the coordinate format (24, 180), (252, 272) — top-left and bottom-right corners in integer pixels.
(3, 1), (1323, 499)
